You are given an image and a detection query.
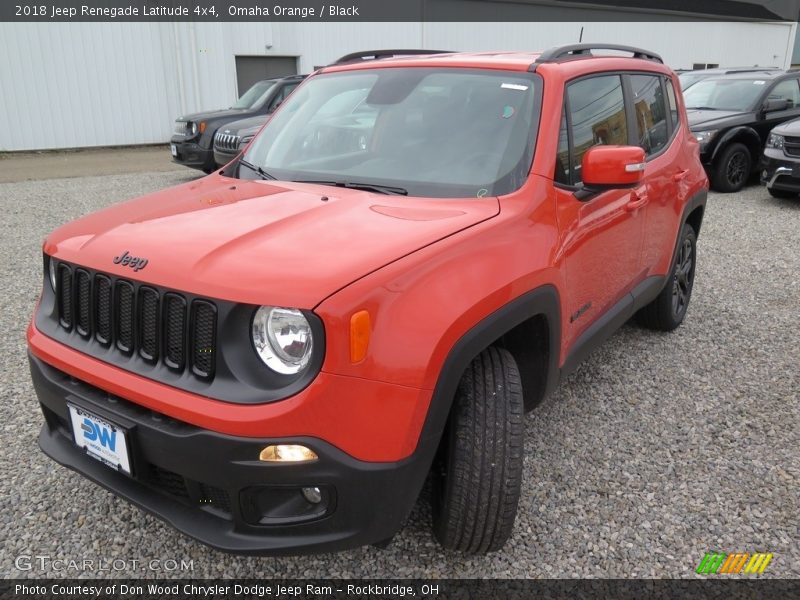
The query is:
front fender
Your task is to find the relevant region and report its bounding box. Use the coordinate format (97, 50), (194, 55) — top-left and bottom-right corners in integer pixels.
(710, 125), (761, 163)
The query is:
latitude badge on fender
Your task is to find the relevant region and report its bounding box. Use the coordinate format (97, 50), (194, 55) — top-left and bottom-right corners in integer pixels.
(112, 250), (148, 272)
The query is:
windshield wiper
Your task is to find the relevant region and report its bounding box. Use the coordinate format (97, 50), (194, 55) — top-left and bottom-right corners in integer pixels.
(239, 159), (276, 180)
(686, 106), (720, 111)
(293, 180), (408, 195)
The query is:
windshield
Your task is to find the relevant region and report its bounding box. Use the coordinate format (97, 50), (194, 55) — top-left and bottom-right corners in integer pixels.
(232, 80), (277, 109)
(678, 73), (706, 90)
(683, 78), (766, 111)
(241, 68), (542, 198)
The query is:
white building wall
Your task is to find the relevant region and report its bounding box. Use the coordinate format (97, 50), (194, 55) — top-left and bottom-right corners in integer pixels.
(0, 20), (795, 151)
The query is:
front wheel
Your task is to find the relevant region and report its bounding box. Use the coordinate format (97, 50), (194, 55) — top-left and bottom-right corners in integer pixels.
(636, 223), (697, 331)
(711, 142), (751, 192)
(432, 346), (524, 553)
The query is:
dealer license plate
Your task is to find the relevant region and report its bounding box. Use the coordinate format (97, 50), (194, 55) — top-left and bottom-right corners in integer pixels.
(170, 144), (178, 157)
(68, 404), (132, 475)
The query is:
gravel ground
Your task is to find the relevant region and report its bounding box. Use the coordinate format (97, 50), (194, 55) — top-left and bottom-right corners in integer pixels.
(0, 170), (798, 579)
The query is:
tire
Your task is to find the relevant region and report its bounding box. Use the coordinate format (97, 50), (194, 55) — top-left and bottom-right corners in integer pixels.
(768, 187), (797, 199)
(432, 346), (524, 553)
(636, 224), (697, 331)
(711, 142), (751, 193)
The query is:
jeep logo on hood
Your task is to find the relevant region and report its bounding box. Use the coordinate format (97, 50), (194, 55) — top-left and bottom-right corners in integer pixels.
(113, 251), (148, 272)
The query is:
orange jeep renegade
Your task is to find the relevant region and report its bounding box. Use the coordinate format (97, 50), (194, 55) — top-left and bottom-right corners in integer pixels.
(28, 45), (708, 554)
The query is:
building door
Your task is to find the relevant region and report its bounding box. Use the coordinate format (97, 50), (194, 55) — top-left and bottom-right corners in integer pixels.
(234, 56), (298, 96)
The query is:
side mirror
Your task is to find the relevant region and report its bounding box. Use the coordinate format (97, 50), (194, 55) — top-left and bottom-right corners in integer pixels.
(763, 98), (789, 113)
(581, 145), (646, 190)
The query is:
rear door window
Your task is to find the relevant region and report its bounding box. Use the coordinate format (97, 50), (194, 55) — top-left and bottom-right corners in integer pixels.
(630, 74), (669, 156)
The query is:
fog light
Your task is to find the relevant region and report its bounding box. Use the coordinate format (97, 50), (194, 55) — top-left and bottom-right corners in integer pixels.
(762, 170), (768, 178)
(259, 444), (318, 463)
(302, 486), (323, 504)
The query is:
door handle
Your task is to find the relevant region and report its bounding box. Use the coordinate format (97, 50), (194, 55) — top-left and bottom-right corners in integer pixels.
(673, 169), (689, 182)
(626, 189), (648, 212)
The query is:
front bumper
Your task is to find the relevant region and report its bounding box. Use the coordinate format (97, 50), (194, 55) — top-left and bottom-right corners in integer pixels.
(170, 136), (215, 171)
(213, 147), (239, 168)
(760, 149), (800, 192)
(30, 352), (436, 555)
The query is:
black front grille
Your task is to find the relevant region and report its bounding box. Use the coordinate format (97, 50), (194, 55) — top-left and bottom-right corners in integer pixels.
(200, 483), (232, 513)
(147, 465), (190, 500)
(784, 137), (800, 157)
(54, 265), (216, 382)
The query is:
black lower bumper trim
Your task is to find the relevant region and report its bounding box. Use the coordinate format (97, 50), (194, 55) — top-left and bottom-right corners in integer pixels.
(30, 352), (436, 555)
(170, 139), (215, 171)
(760, 153), (800, 191)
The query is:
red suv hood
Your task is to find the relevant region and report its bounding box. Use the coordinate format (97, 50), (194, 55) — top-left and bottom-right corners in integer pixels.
(45, 174), (499, 308)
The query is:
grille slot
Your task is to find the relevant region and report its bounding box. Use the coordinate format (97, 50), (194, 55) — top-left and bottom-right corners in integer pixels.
(147, 466), (190, 500)
(192, 301), (217, 379)
(115, 281), (135, 354)
(214, 131), (241, 152)
(138, 287), (159, 362)
(51, 262), (218, 382)
(75, 269), (92, 337)
(57, 264), (73, 329)
(94, 275), (112, 345)
(163, 294), (187, 370)
(199, 483), (232, 514)
(173, 121), (189, 136)
(784, 136), (800, 157)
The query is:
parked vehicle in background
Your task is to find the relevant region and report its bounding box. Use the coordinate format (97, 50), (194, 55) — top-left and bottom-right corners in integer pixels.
(30, 45), (707, 556)
(678, 67), (781, 90)
(171, 75), (306, 173)
(760, 117), (800, 197)
(684, 70), (800, 192)
(213, 116), (267, 167)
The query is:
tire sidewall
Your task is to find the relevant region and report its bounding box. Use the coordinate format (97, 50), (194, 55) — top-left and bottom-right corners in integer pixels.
(713, 142), (751, 192)
(670, 225), (697, 326)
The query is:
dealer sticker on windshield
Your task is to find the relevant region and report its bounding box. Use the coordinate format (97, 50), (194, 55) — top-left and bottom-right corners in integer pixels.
(68, 404), (132, 475)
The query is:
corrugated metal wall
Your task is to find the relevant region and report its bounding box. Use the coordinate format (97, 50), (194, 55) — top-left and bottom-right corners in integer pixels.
(0, 20), (795, 151)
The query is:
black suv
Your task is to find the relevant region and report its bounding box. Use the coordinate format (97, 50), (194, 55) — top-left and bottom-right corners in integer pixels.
(170, 75), (305, 173)
(213, 115), (267, 167)
(678, 67), (780, 90)
(684, 70), (800, 192)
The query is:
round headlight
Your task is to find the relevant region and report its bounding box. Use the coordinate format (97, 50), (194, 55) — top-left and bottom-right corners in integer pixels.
(48, 257), (57, 291)
(189, 122), (198, 136)
(252, 306), (313, 374)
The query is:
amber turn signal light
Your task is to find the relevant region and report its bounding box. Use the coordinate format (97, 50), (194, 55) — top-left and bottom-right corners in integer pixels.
(350, 310), (370, 363)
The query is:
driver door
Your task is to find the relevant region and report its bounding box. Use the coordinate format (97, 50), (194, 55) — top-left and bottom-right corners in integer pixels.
(553, 74), (646, 351)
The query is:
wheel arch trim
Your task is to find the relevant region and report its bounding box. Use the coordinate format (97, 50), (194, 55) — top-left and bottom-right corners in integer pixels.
(710, 126), (761, 164)
(415, 285), (561, 451)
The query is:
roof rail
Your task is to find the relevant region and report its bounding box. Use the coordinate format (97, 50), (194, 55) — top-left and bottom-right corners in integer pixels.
(331, 49), (453, 66)
(535, 44), (663, 64)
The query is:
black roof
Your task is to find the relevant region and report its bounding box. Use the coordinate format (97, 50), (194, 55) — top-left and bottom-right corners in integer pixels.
(682, 67), (781, 76)
(696, 71), (790, 82)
